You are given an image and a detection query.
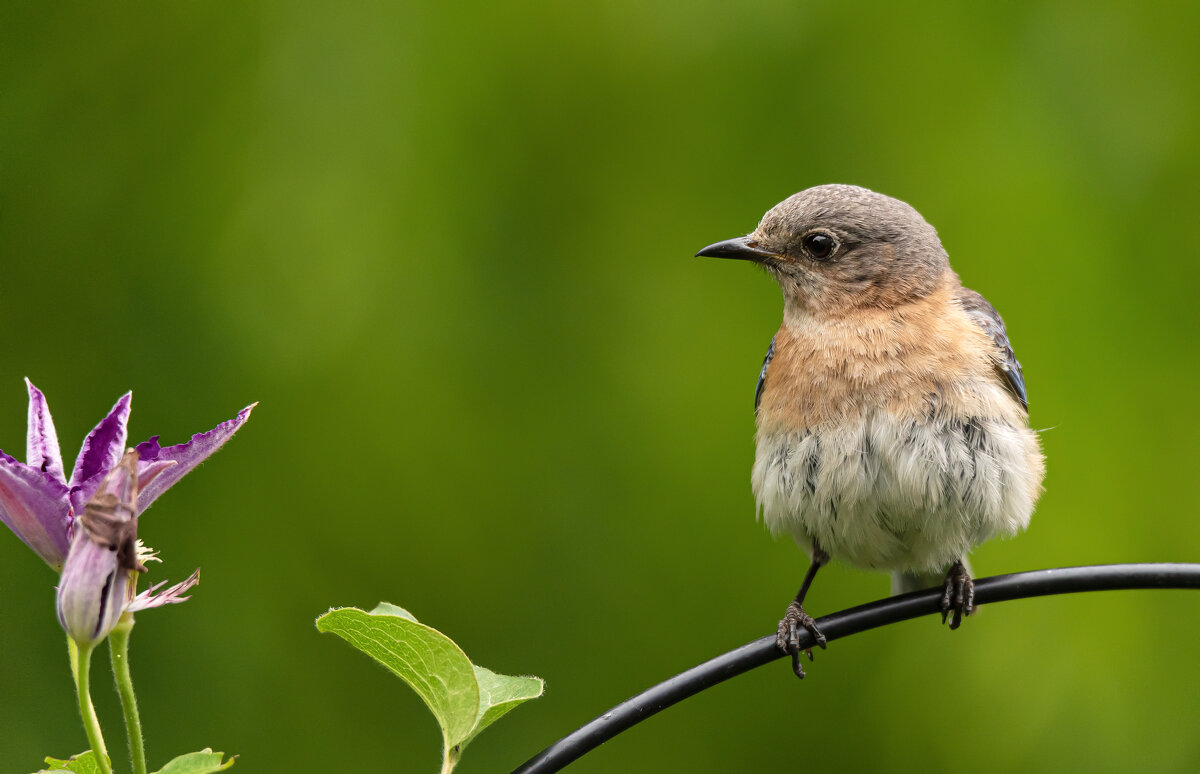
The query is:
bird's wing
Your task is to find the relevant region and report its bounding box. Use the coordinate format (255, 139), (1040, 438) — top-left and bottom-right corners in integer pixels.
(754, 335), (776, 413)
(957, 287), (1028, 410)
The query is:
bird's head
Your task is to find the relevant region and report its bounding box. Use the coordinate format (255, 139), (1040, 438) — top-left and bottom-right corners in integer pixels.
(697, 185), (951, 316)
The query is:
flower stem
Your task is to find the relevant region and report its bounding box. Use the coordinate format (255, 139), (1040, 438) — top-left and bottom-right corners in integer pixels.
(109, 614), (147, 774)
(69, 637), (113, 774)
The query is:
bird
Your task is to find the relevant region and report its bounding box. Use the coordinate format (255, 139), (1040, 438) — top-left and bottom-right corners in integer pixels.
(696, 184), (1045, 678)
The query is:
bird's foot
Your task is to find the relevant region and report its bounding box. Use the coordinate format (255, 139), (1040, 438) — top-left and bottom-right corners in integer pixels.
(776, 601), (827, 678)
(940, 560), (975, 630)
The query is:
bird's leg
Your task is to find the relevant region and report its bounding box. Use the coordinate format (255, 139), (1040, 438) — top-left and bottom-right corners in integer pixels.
(776, 546), (830, 678)
(940, 559), (975, 629)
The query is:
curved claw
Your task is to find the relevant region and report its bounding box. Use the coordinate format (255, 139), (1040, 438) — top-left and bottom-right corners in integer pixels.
(776, 601), (826, 678)
(940, 561), (975, 630)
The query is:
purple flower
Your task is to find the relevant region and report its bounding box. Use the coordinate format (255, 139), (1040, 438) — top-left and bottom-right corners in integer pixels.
(56, 450), (202, 646)
(0, 379), (254, 571)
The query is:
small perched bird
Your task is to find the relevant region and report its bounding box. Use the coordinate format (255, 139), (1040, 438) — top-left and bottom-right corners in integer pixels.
(697, 185), (1045, 677)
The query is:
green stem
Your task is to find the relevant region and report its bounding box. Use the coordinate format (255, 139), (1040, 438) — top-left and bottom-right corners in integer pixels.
(109, 614), (147, 774)
(69, 637), (113, 774)
(441, 744), (460, 774)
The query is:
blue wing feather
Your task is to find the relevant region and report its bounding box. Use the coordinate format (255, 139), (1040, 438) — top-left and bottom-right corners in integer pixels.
(957, 287), (1028, 410)
(755, 336), (776, 413)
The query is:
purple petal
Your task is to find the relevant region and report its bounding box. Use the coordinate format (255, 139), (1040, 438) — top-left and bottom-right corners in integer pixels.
(68, 468), (108, 523)
(56, 530), (128, 645)
(66, 458), (175, 521)
(126, 568), (200, 612)
(0, 451), (72, 569)
(137, 460), (178, 494)
(25, 379), (65, 484)
(135, 403), (255, 513)
(69, 392), (132, 491)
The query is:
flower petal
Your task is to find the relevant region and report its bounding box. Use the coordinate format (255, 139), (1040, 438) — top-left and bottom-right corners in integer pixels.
(70, 459), (181, 519)
(0, 451), (72, 569)
(137, 459), (178, 495)
(134, 403), (255, 513)
(65, 458), (174, 525)
(69, 392), (132, 491)
(56, 530), (129, 646)
(126, 568), (200, 612)
(25, 378), (65, 484)
(68, 468), (106, 522)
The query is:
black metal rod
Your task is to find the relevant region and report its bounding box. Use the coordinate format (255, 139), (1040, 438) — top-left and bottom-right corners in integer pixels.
(510, 563), (1200, 774)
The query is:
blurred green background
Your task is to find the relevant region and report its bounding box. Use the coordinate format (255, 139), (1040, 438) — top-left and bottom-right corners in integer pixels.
(2, 2), (1199, 772)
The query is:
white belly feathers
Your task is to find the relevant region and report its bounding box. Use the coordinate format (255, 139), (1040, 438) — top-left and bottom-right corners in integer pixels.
(752, 409), (1040, 573)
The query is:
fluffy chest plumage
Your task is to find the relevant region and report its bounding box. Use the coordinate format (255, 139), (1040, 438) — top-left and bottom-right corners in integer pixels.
(751, 289), (1044, 572)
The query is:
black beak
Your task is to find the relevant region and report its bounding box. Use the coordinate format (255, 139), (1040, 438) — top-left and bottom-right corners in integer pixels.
(695, 236), (776, 263)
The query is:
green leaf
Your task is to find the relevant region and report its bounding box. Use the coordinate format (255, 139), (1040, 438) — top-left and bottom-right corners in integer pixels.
(317, 603), (544, 773)
(36, 752), (101, 773)
(371, 601), (418, 622)
(318, 604), (479, 748)
(151, 749), (236, 774)
(463, 666), (545, 749)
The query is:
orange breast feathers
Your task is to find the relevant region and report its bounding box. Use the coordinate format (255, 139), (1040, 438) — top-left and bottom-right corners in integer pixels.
(756, 283), (1026, 432)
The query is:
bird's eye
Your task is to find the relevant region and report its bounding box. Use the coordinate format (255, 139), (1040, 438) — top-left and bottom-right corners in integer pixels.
(802, 232), (836, 260)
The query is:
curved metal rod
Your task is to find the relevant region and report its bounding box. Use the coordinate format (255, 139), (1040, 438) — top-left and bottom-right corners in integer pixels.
(510, 563), (1200, 774)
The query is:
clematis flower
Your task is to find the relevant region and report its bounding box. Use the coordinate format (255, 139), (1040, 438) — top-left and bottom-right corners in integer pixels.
(0, 378), (253, 571)
(57, 450), (170, 644)
(57, 449), (208, 646)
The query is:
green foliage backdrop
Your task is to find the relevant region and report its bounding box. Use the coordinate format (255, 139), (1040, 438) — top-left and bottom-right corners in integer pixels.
(3, 2), (1199, 772)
